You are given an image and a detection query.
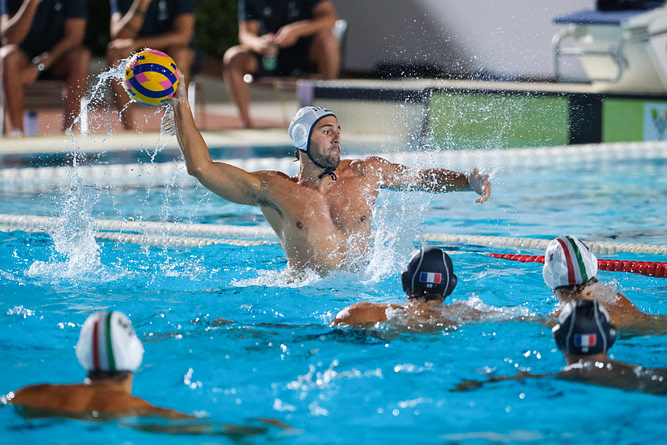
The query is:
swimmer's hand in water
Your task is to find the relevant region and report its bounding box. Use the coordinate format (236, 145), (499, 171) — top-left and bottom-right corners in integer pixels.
(468, 167), (491, 204)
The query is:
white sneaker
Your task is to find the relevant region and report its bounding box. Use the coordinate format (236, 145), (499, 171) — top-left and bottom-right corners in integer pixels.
(9, 130), (23, 137)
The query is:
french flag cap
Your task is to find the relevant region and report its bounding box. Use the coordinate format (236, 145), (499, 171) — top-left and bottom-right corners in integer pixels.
(542, 236), (598, 290)
(76, 311), (144, 372)
(552, 300), (616, 356)
(401, 246), (457, 297)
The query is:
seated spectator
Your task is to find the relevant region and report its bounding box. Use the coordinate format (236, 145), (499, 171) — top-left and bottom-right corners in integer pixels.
(0, 0), (90, 136)
(542, 236), (667, 336)
(455, 300), (667, 396)
(107, 0), (196, 130)
(223, 0), (340, 128)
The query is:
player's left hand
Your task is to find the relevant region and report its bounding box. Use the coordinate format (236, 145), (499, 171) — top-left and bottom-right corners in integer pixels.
(469, 167), (491, 203)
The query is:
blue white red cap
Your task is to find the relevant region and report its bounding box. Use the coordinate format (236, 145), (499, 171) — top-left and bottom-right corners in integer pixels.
(401, 246), (457, 297)
(543, 236), (598, 290)
(552, 299), (616, 355)
(76, 311), (144, 372)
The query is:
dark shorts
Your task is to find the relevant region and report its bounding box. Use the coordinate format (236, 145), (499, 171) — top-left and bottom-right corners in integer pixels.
(255, 36), (315, 77)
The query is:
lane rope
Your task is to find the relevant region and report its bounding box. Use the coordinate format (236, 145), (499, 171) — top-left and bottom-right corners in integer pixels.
(0, 142), (665, 187)
(1, 213), (665, 255)
(487, 253), (667, 278)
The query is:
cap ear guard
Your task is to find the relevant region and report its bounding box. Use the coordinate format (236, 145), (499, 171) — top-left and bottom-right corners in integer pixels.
(445, 273), (458, 297)
(289, 123), (310, 151)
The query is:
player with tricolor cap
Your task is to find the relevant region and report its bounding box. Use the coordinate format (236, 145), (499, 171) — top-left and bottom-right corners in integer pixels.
(455, 299), (667, 396)
(542, 236), (667, 335)
(5, 311), (194, 420)
(332, 246), (486, 328)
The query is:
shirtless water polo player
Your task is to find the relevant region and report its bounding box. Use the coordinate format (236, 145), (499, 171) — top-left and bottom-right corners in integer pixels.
(171, 78), (491, 272)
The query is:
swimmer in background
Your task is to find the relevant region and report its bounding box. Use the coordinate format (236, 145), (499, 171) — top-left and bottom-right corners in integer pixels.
(543, 236), (667, 336)
(454, 299), (667, 396)
(3, 311), (195, 420)
(331, 246), (486, 332)
(170, 79), (491, 274)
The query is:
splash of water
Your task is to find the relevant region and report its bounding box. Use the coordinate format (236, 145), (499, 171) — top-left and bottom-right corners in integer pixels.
(26, 174), (108, 280)
(362, 189), (431, 283)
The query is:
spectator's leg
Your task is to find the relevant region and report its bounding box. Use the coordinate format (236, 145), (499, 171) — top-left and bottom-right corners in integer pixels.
(51, 46), (91, 132)
(167, 45), (195, 88)
(0, 45), (31, 135)
(310, 30), (340, 80)
(223, 45), (258, 128)
(106, 48), (134, 130)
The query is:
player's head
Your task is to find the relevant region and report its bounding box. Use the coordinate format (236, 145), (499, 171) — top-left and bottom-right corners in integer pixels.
(552, 300), (616, 356)
(401, 246), (457, 299)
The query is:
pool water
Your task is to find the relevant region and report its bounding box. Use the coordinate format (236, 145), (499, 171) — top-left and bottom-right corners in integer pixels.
(1, 140), (666, 444)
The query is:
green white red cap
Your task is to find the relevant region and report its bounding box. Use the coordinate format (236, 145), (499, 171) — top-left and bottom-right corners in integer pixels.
(543, 236), (598, 290)
(76, 311), (144, 372)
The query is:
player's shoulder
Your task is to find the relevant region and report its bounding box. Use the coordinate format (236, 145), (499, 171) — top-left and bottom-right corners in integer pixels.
(346, 156), (394, 174)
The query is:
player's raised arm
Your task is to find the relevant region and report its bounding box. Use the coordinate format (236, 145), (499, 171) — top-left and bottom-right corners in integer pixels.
(170, 72), (262, 206)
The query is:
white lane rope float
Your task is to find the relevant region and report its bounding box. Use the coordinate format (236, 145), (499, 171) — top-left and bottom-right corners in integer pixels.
(0, 213), (665, 254)
(0, 143), (665, 250)
(0, 141), (665, 187)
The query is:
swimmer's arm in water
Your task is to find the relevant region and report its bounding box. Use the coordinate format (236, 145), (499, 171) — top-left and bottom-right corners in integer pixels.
(128, 416), (294, 436)
(365, 157), (491, 203)
(331, 302), (402, 326)
(170, 76), (268, 206)
(452, 370), (550, 392)
(615, 291), (641, 311)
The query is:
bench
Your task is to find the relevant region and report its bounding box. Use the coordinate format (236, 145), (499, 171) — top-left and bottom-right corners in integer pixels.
(1, 80), (67, 135)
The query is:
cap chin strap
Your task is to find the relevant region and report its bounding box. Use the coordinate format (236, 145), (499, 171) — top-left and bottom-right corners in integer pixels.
(300, 149), (337, 180)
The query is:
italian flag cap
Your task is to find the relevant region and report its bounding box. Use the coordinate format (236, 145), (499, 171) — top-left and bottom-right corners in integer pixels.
(76, 311), (144, 372)
(542, 236), (598, 290)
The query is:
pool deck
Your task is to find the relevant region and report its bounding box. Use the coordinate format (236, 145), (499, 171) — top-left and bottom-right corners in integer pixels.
(0, 70), (297, 154)
(5, 66), (667, 154)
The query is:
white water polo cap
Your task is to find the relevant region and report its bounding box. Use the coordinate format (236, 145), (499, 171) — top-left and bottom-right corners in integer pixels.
(288, 106), (336, 151)
(543, 236), (598, 290)
(76, 311), (144, 372)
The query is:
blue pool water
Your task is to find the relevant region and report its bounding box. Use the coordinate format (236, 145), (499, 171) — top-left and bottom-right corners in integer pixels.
(1, 140), (666, 444)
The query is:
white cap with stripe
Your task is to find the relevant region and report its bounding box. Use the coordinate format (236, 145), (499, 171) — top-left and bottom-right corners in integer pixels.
(542, 236), (598, 290)
(75, 311), (144, 372)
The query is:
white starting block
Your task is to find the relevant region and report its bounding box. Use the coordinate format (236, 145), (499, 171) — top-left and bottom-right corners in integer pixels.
(553, 4), (667, 92)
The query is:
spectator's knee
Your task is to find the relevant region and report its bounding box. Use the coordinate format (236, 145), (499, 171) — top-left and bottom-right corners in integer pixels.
(0, 44), (24, 66)
(223, 46), (252, 71)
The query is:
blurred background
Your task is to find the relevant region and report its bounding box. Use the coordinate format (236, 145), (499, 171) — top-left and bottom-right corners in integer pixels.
(85, 0), (594, 81)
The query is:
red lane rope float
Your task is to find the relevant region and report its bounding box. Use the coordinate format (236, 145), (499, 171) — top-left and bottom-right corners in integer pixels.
(487, 253), (667, 278)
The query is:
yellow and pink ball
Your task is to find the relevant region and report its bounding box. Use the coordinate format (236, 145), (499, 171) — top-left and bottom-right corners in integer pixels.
(123, 49), (179, 106)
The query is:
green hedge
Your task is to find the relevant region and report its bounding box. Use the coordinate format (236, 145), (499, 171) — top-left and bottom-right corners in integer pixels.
(85, 0), (239, 60)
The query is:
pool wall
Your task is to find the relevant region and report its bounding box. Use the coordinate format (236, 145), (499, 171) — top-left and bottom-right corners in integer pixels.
(301, 78), (667, 148)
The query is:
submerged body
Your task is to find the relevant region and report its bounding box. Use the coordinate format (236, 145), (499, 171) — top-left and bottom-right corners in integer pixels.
(457, 300), (667, 396)
(551, 280), (667, 336)
(332, 298), (485, 332)
(5, 379), (191, 420)
(455, 356), (667, 397)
